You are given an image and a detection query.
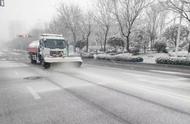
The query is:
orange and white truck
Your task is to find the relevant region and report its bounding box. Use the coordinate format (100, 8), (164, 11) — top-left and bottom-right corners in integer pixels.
(27, 34), (82, 68)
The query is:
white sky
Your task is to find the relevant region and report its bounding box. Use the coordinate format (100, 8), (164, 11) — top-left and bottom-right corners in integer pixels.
(0, 0), (95, 42)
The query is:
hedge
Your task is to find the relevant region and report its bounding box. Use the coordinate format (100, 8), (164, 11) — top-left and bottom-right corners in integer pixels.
(96, 54), (143, 62)
(114, 56), (143, 62)
(156, 57), (190, 66)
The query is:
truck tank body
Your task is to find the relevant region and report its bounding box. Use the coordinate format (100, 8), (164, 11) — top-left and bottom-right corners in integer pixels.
(27, 40), (39, 53)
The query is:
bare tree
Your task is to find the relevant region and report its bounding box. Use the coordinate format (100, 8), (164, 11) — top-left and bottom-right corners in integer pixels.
(95, 0), (114, 52)
(80, 11), (94, 52)
(163, 24), (189, 47)
(163, 0), (190, 53)
(145, 2), (167, 49)
(47, 19), (63, 34)
(95, 31), (104, 50)
(165, 0), (190, 23)
(112, 0), (153, 52)
(57, 4), (83, 46)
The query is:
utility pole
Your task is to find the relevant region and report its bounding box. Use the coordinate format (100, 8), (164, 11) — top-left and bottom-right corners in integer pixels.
(0, 0), (5, 7)
(176, 2), (184, 55)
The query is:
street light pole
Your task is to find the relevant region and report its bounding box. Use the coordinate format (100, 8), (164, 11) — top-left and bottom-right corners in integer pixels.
(176, 2), (184, 55)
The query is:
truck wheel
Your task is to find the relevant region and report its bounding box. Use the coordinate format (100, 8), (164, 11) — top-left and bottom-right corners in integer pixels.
(30, 58), (36, 64)
(43, 62), (51, 69)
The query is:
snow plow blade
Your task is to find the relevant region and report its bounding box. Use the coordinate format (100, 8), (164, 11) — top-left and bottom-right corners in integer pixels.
(44, 56), (83, 63)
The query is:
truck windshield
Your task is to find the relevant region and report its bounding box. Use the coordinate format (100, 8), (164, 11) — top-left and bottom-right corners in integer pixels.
(44, 39), (66, 49)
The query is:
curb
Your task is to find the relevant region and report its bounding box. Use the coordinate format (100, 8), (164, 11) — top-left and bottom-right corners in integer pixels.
(83, 58), (190, 71)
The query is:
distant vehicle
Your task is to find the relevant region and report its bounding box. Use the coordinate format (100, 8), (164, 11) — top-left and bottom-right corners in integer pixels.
(27, 34), (82, 69)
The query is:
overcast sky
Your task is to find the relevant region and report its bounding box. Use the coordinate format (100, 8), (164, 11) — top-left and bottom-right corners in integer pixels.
(0, 0), (94, 42)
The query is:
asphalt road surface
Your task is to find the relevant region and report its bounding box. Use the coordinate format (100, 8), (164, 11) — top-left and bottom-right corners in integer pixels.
(0, 49), (190, 124)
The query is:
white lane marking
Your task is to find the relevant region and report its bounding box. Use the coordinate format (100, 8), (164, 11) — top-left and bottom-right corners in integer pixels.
(0, 51), (3, 55)
(0, 61), (29, 68)
(150, 70), (190, 76)
(28, 81), (62, 93)
(15, 71), (19, 78)
(27, 86), (41, 100)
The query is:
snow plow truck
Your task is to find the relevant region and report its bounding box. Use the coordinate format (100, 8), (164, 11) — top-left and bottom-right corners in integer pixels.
(27, 34), (82, 69)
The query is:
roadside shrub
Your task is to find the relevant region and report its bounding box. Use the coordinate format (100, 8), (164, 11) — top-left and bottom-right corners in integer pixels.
(96, 54), (114, 60)
(130, 47), (140, 55)
(114, 56), (143, 62)
(156, 57), (190, 66)
(96, 54), (143, 62)
(154, 41), (167, 53)
(107, 37), (124, 50)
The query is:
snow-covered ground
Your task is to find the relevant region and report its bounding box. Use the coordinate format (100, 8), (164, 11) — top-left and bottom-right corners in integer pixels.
(95, 53), (170, 64)
(0, 51), (3, 56)
(95, 51), (190, 64)
(169, 51), (190, 57)
(1, 50), (190, 124)
(138, 53), (169, 63)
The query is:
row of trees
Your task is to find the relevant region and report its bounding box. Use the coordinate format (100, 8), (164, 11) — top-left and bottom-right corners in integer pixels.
(9, 0), (190, 53)
(47, 0), (155, 52)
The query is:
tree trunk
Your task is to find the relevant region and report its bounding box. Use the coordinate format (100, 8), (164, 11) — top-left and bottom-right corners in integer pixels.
(103, 39), (106, 52)
(86, 37), (89, 52)
(100, 40), (103, 50)
(150, 38), (154, 50)
(86, 31), (91, 52)
(174, 37), (177, 48)
(126, 35), (130, 53)
(144, 45), (146, 54)
(103, 27), (109, 52)
(72, 32), (77, 52)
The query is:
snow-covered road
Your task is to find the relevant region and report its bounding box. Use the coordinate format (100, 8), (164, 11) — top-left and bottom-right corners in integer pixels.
(0, 51), (190, 124)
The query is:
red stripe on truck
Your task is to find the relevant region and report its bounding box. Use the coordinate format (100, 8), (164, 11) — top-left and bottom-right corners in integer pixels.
(27, 48), (38, 53)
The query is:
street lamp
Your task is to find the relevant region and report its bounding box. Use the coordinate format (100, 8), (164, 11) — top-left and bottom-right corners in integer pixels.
(175, 1), (184, 55)
(0, 0), (5, 7)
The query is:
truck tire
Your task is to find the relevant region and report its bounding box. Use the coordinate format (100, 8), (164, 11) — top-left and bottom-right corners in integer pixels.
(32, 60), (36, 64)
(43, 63), (51, 69)
(42, 60), (51, 69)
(30, 57), (36, 64)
